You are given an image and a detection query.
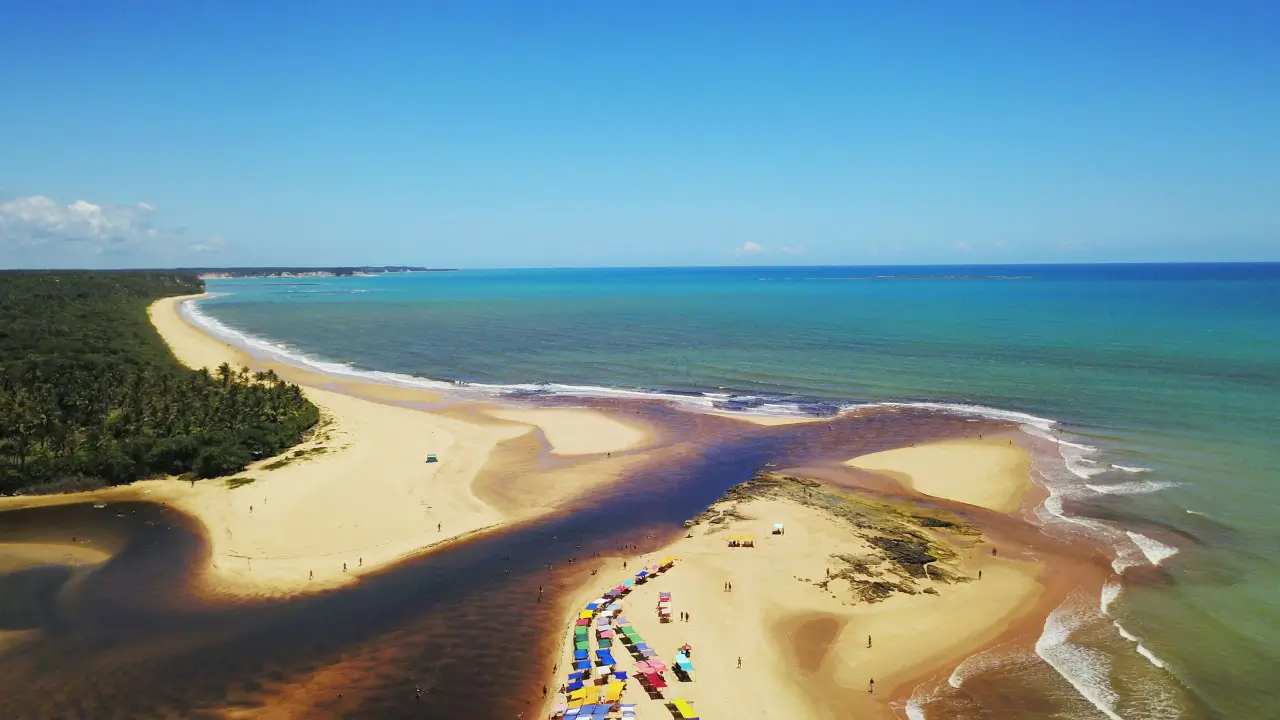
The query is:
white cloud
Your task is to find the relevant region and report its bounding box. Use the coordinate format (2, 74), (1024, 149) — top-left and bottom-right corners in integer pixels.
(188, 236), (226, 253)
(777, 246), (806, 255)
(0, 195), (221, 256)
(732, 241), (766, 255)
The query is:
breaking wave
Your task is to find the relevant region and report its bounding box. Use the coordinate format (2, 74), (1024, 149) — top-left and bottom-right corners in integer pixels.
(1036, 591), (1124, 720)
(1086, 479), (1178, 495)
(1126, 532), (1179, 566)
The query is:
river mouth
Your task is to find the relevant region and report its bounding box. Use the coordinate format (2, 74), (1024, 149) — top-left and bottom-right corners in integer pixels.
(0, 407), (1075, 718)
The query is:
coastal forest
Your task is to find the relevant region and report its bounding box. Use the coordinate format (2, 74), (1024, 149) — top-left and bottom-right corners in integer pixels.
(0, 271), (318, 495)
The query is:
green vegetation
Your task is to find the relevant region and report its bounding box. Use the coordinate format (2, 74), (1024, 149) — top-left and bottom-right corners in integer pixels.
(261, 444), (330, 471)
(224, 476), (258, 489)
(0, 271), (319, 495)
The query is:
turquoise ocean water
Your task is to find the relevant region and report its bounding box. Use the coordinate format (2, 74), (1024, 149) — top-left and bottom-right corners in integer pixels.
(192, 265), (1279, 719)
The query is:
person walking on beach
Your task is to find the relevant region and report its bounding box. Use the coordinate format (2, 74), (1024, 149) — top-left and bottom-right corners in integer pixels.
(438, 522), (442, 532)
(737, 656), (742, 669)
(309, 570), (313, 580)
(992, 547), (998, 556)
(728, 581), (733, 592)
(359, 557), (362, 567)
(979, 570), (983, 580)
(869, 678), (874, 693)
(867, 635), (872, 649)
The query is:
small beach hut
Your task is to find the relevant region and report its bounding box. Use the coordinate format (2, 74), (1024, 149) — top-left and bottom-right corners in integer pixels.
(773, 522), (785, 535)
(425, 453), (438, 463)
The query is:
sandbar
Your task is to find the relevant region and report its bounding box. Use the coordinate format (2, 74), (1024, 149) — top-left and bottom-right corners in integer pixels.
(846, 439), (1032, 513)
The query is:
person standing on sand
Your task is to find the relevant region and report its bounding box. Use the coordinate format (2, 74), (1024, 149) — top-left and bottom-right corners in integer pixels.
(737, 657), (742, 669)
(992, 547), (998, 556)
(867, 635), (872, 649)
(343, 562), (347, 572)
(869, 678), (874, 693)
(438, 522), (442, 532)
(309, 570), (313, 580)
(979, 570), (983, 580)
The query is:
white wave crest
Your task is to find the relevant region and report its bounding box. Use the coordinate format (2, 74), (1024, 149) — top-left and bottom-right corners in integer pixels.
(1035, 591), (1124, 720)
(1100, 577), (1123, 615)
(1114, 622), (1171, 670)
(852, 401), (1058, 432)
(1112, 464), (1152, 473)
(1126, 531), (1179, 566)
(1086, 479), (1178, 495)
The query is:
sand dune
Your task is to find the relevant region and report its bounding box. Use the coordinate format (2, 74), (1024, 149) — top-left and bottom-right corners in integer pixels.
(846, 439), (1033, 513)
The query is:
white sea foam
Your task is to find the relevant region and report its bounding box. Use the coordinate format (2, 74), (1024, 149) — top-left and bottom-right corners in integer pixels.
(1135, 643), (1169, 670)
(851, 400), (1059, 432)
(1086, 479), (1178, 495)
(1114, 622), (1171, 670)
(1126, 532), (1179, 566)
(1035, 591), (1124, 720)
(1112, 464), (1152, 473)
(1100, 577), (1123, 615)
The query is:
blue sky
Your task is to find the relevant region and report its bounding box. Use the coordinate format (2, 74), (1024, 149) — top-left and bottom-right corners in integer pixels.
(1, 1), (1277, 268)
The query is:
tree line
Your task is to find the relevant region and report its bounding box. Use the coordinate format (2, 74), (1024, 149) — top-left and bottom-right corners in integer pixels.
(0, 271), (318, 494)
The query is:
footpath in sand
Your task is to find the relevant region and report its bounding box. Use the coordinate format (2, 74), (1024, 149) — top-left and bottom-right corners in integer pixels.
(543, 443), (1046, 720)
(1, 295), (657, 598)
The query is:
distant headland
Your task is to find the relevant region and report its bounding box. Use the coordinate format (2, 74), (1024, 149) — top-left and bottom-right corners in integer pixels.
(184, 266), (455, 279)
